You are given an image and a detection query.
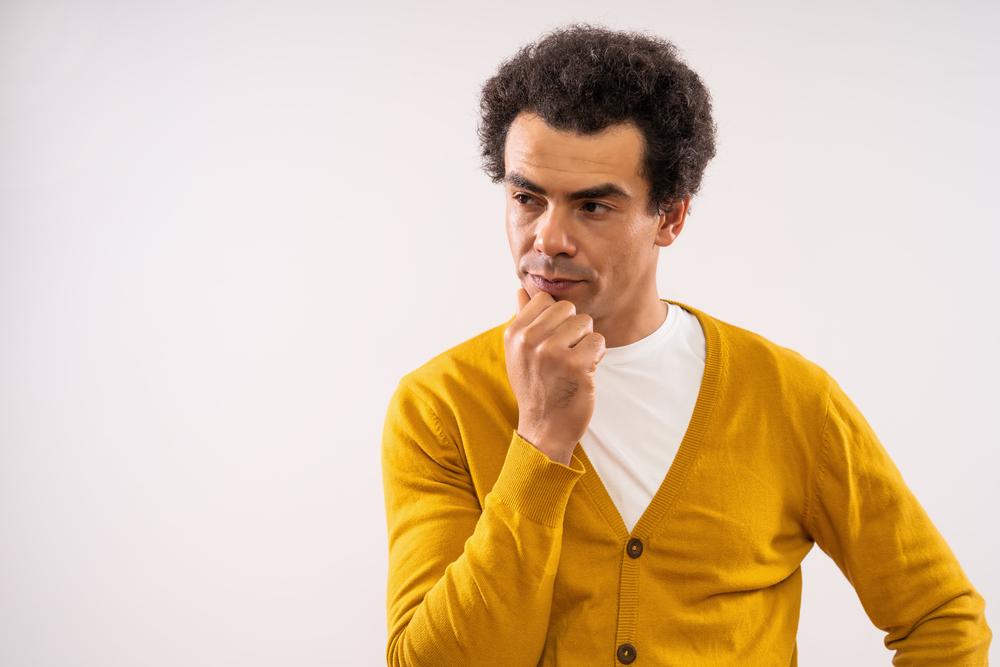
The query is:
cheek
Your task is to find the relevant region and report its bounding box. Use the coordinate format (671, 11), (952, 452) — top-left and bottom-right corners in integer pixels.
(599, 240), (645, 282)
(505, 217), (533, 251)
(504, 221), (519, 253)
(503, 212), (516, 241)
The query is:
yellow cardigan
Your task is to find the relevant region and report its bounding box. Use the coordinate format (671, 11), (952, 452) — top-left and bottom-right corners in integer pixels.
(381, 298), (991, 665)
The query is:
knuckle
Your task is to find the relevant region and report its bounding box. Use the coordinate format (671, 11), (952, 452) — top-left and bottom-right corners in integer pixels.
(522, 329), (541, 349)
(550, 300), (574, 316)
(536, 337), (555, 357)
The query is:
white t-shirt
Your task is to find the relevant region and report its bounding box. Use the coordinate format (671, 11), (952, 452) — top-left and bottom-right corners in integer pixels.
(581, 299), (707, 534)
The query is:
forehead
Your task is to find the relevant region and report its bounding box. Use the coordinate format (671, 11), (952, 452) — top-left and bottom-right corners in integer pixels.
(503, 111), (645, 190)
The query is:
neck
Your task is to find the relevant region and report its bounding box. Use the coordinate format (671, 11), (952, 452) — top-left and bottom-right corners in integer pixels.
(593, 294), (668, 349)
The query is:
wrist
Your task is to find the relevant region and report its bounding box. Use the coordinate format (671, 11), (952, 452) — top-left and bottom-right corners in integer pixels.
(517, 429), (574, 465)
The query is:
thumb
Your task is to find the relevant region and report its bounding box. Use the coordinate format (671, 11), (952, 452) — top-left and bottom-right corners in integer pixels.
(516, 287), (530, 314)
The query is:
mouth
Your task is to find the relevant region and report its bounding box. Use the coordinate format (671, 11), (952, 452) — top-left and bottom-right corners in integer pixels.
(528, 273), (585, 293)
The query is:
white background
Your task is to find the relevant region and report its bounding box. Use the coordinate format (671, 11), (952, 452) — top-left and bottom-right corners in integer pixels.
(2, 1), (997, 665)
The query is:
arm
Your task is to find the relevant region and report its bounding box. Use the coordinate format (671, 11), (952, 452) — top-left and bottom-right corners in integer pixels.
(381, 377), (585, 666)
(803, 372), (992, 665)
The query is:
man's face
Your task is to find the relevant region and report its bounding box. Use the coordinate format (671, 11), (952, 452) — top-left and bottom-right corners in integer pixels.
(503, 110), (685, 319)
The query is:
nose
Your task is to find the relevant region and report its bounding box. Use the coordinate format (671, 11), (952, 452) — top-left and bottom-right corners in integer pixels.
(532, 203), (577, 258)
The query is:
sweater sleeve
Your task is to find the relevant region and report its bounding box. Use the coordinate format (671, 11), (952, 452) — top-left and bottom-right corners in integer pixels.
(803, 372), (992, 665)
(380, 377), (586, 666)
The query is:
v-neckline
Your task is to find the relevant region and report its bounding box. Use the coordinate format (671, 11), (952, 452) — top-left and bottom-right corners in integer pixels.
(570, 297), (726, 541)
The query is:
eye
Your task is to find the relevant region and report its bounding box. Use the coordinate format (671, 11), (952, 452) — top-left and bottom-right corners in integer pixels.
(582, 201), (611, 214)
(512, 193), (537, 206)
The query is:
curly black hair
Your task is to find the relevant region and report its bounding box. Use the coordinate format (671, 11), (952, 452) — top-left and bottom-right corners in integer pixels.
(477, 23), (718, 217)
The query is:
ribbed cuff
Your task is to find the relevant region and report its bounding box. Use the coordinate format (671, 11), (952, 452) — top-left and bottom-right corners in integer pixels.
(487, 430), (586, 527)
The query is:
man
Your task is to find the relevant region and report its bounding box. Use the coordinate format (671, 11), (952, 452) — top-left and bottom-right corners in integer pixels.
(381, 23), (991, 666)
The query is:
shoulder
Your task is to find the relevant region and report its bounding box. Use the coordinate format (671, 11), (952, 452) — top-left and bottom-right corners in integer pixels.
(673, 299), (834, 406)
(392, 316), (514, 418)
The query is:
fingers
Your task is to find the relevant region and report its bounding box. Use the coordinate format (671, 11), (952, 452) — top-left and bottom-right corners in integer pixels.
(522, 298), (576, 342)
(513, 286), (555, 325)
(543, 314), (606, 370)
(548, 313), (594, 349)
(573, 331), (606, 369)
(516, 287), (530, 314)
(592, 333), (607, 364)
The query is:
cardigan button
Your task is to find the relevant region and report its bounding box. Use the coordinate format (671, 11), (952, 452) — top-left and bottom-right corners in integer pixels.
(616, 642), (637, 664)
(626, 537), (643, 558)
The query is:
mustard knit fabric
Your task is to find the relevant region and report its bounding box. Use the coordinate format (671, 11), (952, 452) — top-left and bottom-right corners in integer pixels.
(381, 298), (991, 666)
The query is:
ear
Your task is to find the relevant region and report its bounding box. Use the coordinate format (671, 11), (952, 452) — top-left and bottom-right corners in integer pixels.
(653, 195), (690, 248)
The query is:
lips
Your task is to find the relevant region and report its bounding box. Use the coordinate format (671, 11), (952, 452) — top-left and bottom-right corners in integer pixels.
(529, 273), (583, 283)
(528, 273), (584, 293)
(533, 274), (581, 282)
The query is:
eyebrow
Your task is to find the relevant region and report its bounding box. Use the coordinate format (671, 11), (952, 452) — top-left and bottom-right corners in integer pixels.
(505, 171), (631, 201)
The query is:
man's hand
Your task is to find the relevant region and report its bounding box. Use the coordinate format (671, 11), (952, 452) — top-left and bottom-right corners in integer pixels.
(503, 287), (606, 465)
